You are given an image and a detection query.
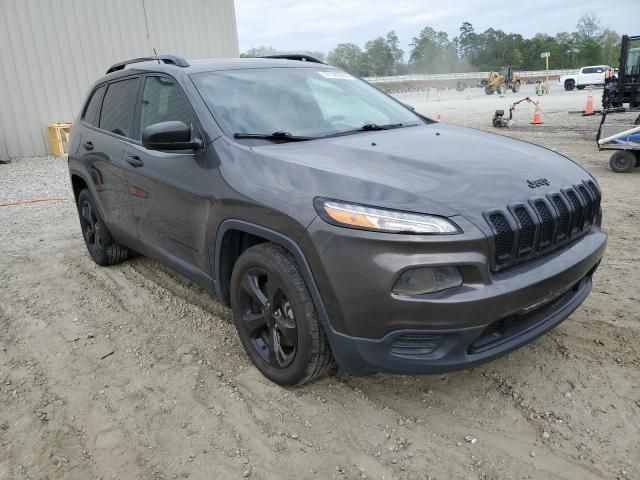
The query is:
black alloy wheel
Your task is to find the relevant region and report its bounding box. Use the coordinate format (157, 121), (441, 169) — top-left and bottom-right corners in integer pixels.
(80, 197), (104, 258)
(230, 243), (334, 385)
(236, 267), (298, 368)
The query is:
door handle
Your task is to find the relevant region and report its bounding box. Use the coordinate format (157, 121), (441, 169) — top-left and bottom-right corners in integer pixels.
(82, 141), (94, 151)
(126, 155), (144, 168)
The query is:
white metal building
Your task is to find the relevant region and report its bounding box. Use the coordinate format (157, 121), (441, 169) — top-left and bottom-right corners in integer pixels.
(0, 0), (239, 160)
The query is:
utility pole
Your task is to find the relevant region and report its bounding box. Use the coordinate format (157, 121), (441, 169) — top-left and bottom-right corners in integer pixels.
(541, 52), (550, 94)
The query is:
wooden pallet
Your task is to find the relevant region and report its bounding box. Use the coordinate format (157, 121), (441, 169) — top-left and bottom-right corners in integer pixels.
(48, 123), (71, 157)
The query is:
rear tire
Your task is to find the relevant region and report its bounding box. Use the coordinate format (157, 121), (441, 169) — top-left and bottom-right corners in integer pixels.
(512, 81), (520, 93)
(609, 151), (636, 173)
(576, 85), (585, 90)
(77, 189), (129, 266)
(230, 243), (334, 386)
(485, 86), (494, 95)
(564, 79), (575, 91)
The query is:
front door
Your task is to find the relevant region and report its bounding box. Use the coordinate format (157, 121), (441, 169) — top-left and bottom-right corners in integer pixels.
(123, 74), (209, 280)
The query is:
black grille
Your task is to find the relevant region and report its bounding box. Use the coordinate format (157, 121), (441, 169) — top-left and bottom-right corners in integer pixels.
(585, 180), (601, 216)
(549, 194), (571, 243)
(513, 206), (535, 258)
(488, 212), (514, 265)
(576, 184), (594, 228)
(564, 188), (584, 236)
(485, 180), (601, 271)
(532, 199), (555, 250)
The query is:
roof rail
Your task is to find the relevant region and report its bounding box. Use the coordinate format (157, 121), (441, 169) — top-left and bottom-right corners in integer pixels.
(106, 55), (189, 74)
(260, 54), (325, 64)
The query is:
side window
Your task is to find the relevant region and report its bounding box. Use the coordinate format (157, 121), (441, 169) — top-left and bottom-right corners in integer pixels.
(582, 67), (595, 74)
(139, 76), (197, 139)
(99, 78), (140, 138)
(82, 85), (106, 126)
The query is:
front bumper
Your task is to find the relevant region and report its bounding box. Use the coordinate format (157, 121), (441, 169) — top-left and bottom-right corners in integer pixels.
(301, 217), (607, 375)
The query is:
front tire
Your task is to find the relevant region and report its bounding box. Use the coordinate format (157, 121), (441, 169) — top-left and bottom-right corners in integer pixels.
(76, 189), (129, 266)
(230, 243), (334, 386)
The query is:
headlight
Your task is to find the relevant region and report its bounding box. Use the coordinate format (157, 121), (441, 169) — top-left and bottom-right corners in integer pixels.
(314, 198), (460, 234)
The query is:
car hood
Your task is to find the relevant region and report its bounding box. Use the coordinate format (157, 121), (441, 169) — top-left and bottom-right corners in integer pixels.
(225, 123), (593, 233)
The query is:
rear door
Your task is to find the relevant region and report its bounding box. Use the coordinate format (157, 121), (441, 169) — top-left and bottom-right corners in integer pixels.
(591, 66), (606, 85)
(577, 67), (593, 85)
(123, 74), (209, 279)
(78, 77), (141, 246)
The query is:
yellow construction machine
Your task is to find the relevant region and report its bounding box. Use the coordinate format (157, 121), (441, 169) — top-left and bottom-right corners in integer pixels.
(484, 66), (521, 95)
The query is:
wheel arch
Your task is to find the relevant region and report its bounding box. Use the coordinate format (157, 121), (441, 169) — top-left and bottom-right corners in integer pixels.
(70, 172), (89, 201)
(212, 220), (360, 366)
(214, 220), (317, 308)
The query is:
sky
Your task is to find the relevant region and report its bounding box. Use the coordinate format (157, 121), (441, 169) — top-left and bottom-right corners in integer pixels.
(235, 0), (639, 56)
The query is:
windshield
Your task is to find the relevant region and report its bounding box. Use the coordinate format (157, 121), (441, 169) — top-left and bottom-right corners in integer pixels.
(627, 48), (640, 76)
(191, 67), (422, 138)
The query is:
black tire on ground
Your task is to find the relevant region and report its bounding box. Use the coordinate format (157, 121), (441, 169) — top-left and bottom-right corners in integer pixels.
(76, 189), (129, 266)
(609, 151), (636, 173)
(230, 243), (334, 386)
(512, 81), (520, 93)
(576, 85), (585, 90)
(484, 86), (495, 95)
(564, 79), (575, 91)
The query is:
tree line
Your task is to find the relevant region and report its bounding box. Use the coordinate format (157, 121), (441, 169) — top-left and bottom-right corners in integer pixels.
(240, 11), (622, 77)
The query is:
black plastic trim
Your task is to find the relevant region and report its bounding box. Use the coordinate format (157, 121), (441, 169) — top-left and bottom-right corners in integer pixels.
(106, 55), (189, 74)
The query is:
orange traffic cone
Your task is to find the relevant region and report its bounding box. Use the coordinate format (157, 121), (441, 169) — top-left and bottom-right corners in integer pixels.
(531, 101), (543, 124)
(583, 88), (594, 116)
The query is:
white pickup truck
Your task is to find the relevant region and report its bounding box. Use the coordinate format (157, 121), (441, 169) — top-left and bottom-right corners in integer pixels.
(560, 65), (614, 91)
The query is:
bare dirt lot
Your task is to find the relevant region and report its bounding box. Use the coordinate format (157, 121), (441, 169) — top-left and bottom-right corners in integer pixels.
(1, 85), (639, 480)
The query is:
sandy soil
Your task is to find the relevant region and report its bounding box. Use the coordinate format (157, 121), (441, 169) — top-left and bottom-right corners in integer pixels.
(1, 85), (639, 480)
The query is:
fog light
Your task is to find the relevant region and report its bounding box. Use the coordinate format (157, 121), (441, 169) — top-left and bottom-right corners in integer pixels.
(393, 266), (462, 295)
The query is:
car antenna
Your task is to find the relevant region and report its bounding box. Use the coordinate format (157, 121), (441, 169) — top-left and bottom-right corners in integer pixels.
(152, 47), (160, 64)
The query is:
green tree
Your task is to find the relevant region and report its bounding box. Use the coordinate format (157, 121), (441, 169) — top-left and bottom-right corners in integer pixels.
(409, 27), (458, 73)
(574, 11), (605, 65)
(362, 37), (395, 76)
(385, 30), (404, 73)
(327, 43), (365, 75)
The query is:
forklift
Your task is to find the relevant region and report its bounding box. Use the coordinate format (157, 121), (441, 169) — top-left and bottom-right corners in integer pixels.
(602, 35), (640, 109)
(598, 34), (640, 172)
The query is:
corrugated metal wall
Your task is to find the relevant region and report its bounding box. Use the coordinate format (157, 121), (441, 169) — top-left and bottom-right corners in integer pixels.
(0, 0), (239, 159)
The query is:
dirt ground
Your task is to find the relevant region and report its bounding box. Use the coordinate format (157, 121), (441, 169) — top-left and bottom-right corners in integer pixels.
(1, 85), (639, 480)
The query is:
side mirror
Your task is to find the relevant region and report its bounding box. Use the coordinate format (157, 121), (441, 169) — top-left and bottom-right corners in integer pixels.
(142, 121), (203, 151)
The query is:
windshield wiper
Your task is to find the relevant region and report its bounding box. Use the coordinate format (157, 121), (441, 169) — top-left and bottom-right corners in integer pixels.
(233, 131), (315, 142)
(323, 122), (418, 138)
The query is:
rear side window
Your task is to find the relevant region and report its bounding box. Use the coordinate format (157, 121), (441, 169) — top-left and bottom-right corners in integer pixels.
(82, 85), (106, 126)
(99, 78), (140, 138)
(582, 67), (596, 74)
(139, 76), (197, 138)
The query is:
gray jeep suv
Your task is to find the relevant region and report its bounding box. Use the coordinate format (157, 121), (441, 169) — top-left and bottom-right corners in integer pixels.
(68, 54), (607, 385)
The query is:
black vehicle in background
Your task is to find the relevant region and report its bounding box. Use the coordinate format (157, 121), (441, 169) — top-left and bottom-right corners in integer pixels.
(68, 54), (606, 385)
(603, 34), (640, 109)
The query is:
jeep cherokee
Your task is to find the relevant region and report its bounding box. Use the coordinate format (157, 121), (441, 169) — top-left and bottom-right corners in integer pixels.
(68, 54), (607, 385)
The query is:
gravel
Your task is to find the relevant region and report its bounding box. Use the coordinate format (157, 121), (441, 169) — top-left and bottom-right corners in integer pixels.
(0, 156), (71, 202)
